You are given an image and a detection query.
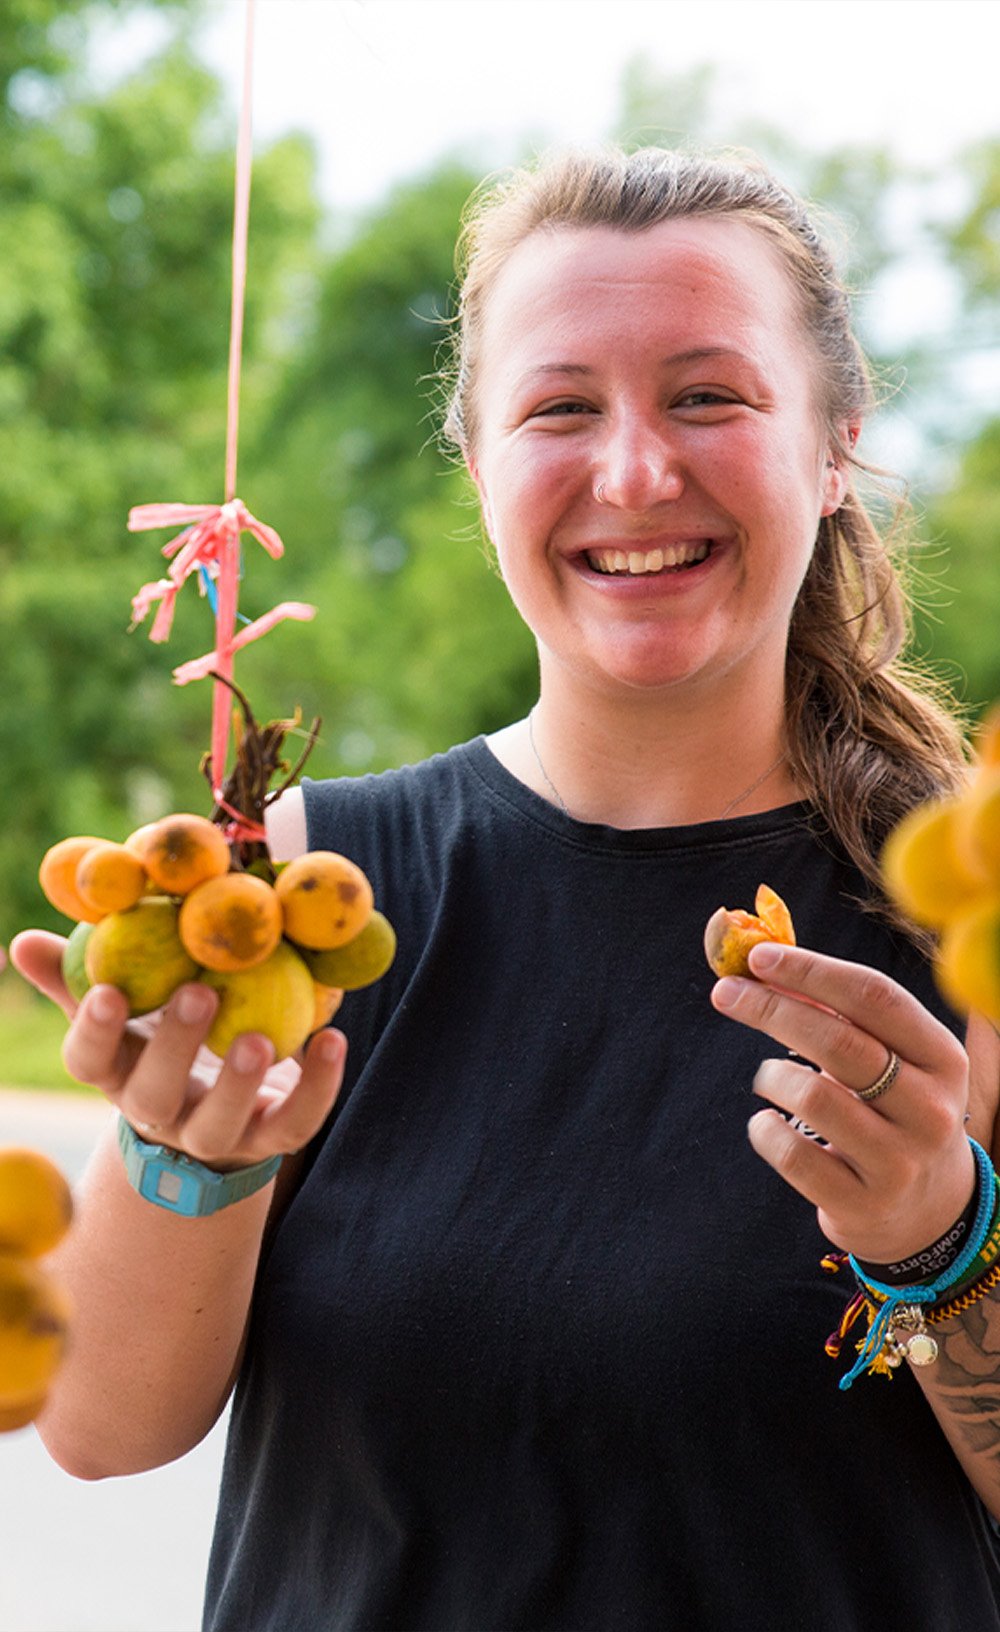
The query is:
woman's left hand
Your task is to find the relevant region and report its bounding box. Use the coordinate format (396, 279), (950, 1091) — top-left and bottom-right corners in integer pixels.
(711, 940), (976, 1264)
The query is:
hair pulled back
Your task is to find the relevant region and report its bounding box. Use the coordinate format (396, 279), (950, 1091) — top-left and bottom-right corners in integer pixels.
(441, 146), (969, 938)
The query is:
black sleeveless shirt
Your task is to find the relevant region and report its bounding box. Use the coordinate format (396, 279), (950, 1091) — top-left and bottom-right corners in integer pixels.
(203, 738), (1000, 1631)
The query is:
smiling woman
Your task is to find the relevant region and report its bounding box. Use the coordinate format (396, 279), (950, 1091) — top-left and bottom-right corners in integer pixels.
(12, 144), (1000, 1632)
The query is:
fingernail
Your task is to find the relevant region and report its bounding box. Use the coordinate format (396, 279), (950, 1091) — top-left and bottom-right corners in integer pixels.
(231, 1036), (268, 1073)
(88, 985), (120, 1023)
(749, 943), (781, 972)
(175, 985), (212, 1025)
(712, 977), (746, 1009)
(313, 1030), (342, 1063)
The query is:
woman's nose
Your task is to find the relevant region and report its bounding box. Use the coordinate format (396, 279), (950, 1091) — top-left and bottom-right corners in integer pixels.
(594, 417), (684, 511)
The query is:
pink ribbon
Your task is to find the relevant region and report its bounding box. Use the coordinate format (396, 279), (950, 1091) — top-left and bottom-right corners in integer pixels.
(129, 499), (315, 795)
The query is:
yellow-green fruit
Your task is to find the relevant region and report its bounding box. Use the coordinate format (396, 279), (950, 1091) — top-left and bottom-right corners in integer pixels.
(0, 1150), (73, 1258)
(300, 911), (397, 991)
(61, 921), (94, 1006)
(0, 1254), (72, 1408)
(881, 798), (988, 930)
(84, 897), (200, 1016)
(936, 899), (1000, 1024)
(202, 940), (315, 1061)
(957, 770), (1000, 881)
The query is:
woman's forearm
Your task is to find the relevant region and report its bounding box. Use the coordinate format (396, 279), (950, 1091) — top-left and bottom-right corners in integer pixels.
(36, 1121), (284, 1480)
(914, 1290), (1000, 1519)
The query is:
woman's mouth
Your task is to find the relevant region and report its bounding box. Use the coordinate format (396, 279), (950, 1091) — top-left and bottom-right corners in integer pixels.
(584, 540), (713, 576)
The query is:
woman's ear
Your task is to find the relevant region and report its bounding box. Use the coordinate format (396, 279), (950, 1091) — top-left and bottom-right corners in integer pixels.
(820, 457), (848, 517)
(465, 452), (496, 542)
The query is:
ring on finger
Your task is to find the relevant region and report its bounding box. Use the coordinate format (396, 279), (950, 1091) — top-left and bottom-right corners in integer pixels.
(855, 1050), (901, 1103)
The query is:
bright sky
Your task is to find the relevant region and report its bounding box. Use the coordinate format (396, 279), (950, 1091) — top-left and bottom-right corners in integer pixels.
(186, 0), (998, 213)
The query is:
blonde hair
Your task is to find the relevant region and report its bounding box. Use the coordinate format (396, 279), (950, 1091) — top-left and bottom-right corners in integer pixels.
(441, 146), (970, 938)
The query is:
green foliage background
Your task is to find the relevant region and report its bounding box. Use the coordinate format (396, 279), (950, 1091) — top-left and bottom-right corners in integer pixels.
(1, 4), (998, 1013)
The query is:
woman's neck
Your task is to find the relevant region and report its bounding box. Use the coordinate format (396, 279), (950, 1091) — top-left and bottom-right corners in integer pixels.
(488, 670), (800, 828)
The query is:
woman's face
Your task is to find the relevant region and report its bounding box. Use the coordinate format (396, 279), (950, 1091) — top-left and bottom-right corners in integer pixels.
(466, 217), (847, 706)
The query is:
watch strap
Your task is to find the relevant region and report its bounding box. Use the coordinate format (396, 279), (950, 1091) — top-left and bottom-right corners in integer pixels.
(116, 1116), (282, 1217)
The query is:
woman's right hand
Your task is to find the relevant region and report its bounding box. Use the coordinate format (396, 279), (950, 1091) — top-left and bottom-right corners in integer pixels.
(9, 929), (346, 1172)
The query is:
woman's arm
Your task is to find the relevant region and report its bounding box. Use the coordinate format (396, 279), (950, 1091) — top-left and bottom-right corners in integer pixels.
(712, 944), (1000, 1518)
(10, 930), (343, 1480)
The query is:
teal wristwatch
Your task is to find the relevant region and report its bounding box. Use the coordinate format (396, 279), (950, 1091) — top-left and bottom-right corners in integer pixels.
(116, 1117), (282, 1217)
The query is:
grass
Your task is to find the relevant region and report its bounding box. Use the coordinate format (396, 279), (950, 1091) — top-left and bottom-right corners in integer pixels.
(0, 968), (90, 1093)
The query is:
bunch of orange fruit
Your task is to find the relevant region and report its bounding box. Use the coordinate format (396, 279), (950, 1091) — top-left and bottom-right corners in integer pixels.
(40, 813), (396, 1060)
(0, 1148), (73, 1431)
(882, 706), (1000, 1023)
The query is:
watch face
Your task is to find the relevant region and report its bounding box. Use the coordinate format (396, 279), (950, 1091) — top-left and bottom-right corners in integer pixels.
(154, 1168), (185, 1206)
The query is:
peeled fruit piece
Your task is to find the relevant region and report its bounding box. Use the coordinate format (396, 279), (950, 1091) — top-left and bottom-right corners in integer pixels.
(130, 813), (231, 897)
(310, 983), (344, 1032)
(61, 921), (94, 1006)
(302, 910), (397, 990)
(38, 836), (103, 924)
(881, 798), (988, 931)
(0, 1150), (73, 1258)
(85, 897), (200, 1016)
(0, 1254), (72, 1408)
(179, 873), (283, 972)
(704, 884), (796, 977)
(75, 840), (147, 916)
(202, 941), (316, 1061)
(275, 851), (374, 950)
(936, 899), (1000, 1024)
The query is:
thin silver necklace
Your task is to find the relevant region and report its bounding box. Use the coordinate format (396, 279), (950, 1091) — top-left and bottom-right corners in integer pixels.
(527, 707), (786, 821)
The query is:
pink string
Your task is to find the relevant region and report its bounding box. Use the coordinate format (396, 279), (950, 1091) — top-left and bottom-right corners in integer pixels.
(126, 0), (316, 800)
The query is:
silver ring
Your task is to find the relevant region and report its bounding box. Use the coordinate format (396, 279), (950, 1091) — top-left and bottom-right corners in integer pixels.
(595, 483), (606, 505)
(855, 1050), (901, 1103)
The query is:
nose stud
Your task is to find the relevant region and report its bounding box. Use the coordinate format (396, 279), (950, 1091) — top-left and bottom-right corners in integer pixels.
(595, 483), (607, 505)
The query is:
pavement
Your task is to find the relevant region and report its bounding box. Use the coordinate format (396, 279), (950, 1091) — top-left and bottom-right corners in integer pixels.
(0, 1090), (228, 1632)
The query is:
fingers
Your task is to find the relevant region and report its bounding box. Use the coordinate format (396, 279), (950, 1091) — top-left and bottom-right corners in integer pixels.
(710, 943), (967, 1113)
(9, 930), (75, 1018)
(252, 1027), (346, 1154)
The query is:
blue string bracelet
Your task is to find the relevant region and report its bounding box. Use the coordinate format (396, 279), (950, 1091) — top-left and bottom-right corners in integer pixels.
(838, 1137), (996, 1390)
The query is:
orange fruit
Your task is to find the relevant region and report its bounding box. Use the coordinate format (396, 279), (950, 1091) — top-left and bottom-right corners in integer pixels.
(301, 910), (397, 990)
(38, 836), (104, 924)
(310, 982), (344, 1032)
(130, 813), (230, 896)
(0, 1150), (73, 1258)
(75, 840), (147, 916)
(179, 873), (283, 973)
(956, 769), (1000, 882)
(275, 851), (374, 950)
(704, 883), (796, 978)
(0, 1254), (72, 1408)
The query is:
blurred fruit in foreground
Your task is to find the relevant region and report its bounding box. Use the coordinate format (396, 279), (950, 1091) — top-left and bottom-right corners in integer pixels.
(704, 884), (796, 978)
(0, 1150), (73, 1259)
(0, 1254), (72, 1412)
(881, 704), (1000, 1022)
(0, 1150), (74, 1431)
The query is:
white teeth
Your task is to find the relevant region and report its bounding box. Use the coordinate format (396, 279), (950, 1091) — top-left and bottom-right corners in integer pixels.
(588, 541), (711, 575)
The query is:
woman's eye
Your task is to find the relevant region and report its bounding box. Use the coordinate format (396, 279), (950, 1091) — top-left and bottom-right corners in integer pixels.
(533, 400), (593, 417)
(676, 390), (737, 409)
